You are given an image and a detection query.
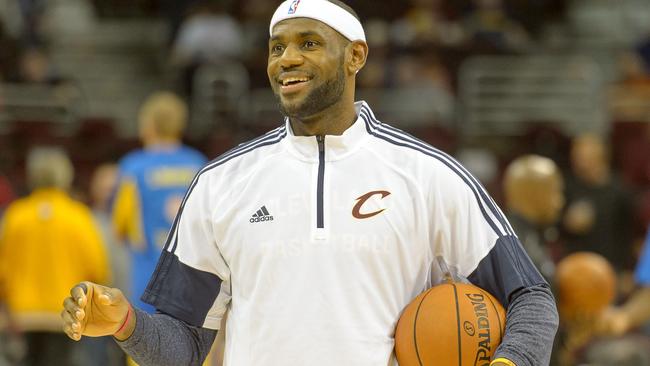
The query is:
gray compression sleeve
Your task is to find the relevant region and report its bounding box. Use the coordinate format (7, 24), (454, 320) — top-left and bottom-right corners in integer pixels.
(115, 308), (217, 366)
(494, 284), (559, 366)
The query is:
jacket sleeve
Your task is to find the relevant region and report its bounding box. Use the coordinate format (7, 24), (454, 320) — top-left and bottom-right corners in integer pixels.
(116, 308), (217, 366)
(141, 172), (230, 330)
(430, 161), (558, 365)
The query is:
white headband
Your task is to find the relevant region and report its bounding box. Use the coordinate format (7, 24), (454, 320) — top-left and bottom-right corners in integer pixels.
(269, 0), (366, 42)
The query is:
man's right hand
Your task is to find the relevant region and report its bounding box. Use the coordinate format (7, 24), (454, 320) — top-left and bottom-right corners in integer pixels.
(61, 281), (134, 341)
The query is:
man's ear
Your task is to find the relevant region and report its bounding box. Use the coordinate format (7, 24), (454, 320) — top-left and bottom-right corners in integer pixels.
(346, 41), (368, 76)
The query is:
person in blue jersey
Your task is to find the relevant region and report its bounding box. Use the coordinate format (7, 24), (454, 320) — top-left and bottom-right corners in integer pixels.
(599, 226), (650, 336)
(111, 91), (207, 313)
(62, 2), (558, 366)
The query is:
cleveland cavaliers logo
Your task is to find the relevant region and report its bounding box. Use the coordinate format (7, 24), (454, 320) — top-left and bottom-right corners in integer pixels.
(352, 190), (391, 219)
(288, 0), (301, 14)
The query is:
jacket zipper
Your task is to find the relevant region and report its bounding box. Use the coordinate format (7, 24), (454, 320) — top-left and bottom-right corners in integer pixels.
(316, 135), (325, 229)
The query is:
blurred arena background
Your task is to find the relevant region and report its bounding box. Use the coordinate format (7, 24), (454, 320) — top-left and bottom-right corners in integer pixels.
(0, 0), (649, 365)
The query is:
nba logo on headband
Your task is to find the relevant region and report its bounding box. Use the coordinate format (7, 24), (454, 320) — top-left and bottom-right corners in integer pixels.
(270, 0), (366, 42)
(288, 0), (301, 14)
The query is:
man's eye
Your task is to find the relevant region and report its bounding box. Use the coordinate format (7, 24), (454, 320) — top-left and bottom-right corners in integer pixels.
(304, 41), (317, 48)
(272, 45), (284, 53)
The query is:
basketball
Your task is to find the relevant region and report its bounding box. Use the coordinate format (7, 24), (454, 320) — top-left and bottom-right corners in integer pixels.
(555, 251), (616, 318)
(395, 282), (506, 366)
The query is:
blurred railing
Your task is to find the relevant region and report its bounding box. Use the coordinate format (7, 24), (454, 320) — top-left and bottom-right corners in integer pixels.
(0, 83), (83, 133)
(458, 55), (607, 137)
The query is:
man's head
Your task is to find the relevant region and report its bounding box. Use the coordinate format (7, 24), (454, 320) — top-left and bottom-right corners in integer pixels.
(26, 147), (74, 191)
(89, 163), (118, 211)
(504, 155), (564, 226)
(570, 133), (610, 185)
(138, 91), (188, 147)
(267, 0), (368, 120)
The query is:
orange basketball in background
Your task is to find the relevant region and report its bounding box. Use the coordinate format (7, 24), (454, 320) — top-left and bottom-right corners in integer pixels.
(395, 283), (506, 366)
(555, 251), (616, 318)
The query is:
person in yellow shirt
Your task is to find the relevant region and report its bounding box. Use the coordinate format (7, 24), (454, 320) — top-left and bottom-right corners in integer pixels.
(0, 147), (110, 366)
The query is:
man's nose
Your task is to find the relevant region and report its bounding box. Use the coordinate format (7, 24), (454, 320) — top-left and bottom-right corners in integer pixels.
(279, 44), (303, 69)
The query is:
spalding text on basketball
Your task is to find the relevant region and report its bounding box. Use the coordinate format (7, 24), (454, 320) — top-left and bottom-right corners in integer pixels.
(466, 293), (492, 366)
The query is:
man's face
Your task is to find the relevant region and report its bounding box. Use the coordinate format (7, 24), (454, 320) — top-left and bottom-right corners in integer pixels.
(267, 18), (348, 119)
(570, 138), (606, 181)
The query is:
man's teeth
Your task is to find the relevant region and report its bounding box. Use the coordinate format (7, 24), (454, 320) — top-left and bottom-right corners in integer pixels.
(282, 77), (309, 86)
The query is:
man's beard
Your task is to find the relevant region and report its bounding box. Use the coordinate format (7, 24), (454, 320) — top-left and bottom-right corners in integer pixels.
(276, 60), (346, 120)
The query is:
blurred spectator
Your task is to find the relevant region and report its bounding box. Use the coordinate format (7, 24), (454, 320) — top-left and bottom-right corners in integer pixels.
(8, 46), (81, 114)
(171, 2), (243, 95)
(387, 55), (455, 126)
(91, 163), (129, 294)
(40, 0), (95, 41)
(600, 227), (650, 337)
(79, 163), (127, 366)
(561, 134), (635, 273)
(566, 0), (650, 48)
(171, 2), (243, 64)
(0, 147), (110, 366)
(112, 92), (206, 314)
(503, 155), (563, 280)
(389, 0), (464, 48)
(609, 53), (650, 191)
(609, 51), (650, 122)
(462, 0), (531, 52)
(584, 227), (650, 366)
(14, 47), (64, 85)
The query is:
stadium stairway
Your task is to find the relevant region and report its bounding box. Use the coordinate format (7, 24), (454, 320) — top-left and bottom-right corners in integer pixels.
(48, 16), (168, 137)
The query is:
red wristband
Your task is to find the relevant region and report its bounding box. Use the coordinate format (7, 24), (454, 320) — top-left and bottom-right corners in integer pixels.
(114, 306), (133, 335)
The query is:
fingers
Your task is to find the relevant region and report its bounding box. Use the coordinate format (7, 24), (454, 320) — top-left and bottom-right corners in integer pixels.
(61, 297), (84, 341)
(73, 281), (119, 307)
(71, 282), (91, 308)
(63, 282), (95, 340)
(61, 308), (82, 341)
(62, 296), (84, 318)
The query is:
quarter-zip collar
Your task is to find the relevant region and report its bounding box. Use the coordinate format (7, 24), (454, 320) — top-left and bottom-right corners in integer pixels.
(283, 101), (371, 161)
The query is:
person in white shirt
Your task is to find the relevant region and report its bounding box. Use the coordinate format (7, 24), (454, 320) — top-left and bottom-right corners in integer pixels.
(61, 1), (558, 365)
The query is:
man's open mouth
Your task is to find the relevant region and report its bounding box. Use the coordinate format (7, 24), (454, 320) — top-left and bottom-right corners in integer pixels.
(280, 77), (311, 86)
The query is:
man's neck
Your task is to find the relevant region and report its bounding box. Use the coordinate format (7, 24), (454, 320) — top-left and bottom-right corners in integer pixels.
(143, 137), (181, 149)
(289, 101), (357, 137)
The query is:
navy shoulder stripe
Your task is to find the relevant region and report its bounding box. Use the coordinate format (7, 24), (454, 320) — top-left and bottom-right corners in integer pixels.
(202, 125), (286, 171)
(142, 250), (223, 327)
(162, 126), (287, 253)
(359, 108), (512, 237)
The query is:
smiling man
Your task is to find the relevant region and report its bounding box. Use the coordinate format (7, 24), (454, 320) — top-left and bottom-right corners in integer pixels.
(61, 1), (558, 365)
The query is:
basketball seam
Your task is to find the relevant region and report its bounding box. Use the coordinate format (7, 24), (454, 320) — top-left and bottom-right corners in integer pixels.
(480, 288), (504, 343)
(452, 284), (462, 366)
(413, 288), (434, 366)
